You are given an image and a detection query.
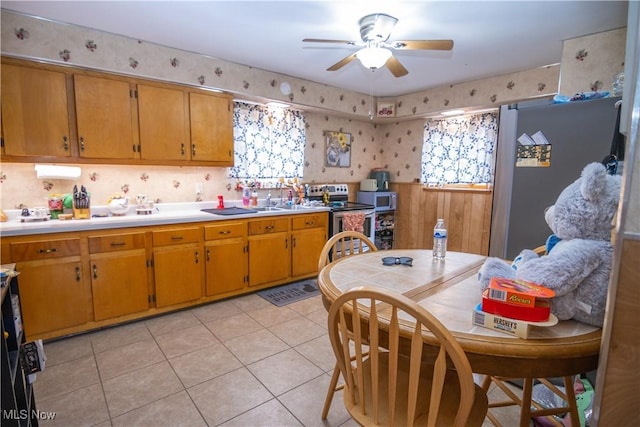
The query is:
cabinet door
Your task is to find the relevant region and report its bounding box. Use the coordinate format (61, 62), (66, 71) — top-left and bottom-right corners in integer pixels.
(189, 92), (234, 164)
(1, 64), (71, 157)
(74, 74), (137, 159)
(17, 260), (87, 337)
(205, 237), (247, 296)
(291, 227), (327, 278)
(90, 251), (149, 321)
(248, 233), (290, 287)
(153, 245), (203, 307)
(137, 84), (188, 161)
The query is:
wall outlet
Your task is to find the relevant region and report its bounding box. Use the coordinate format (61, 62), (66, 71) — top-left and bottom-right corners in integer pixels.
(195, 183), (203, 194)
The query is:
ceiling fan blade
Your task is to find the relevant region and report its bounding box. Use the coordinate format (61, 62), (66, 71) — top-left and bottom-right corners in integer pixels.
(385, 55), (408, 77)
(327, 53), (358, 71)
(303, 38), (358, 46)
(391, 40), (454, 51)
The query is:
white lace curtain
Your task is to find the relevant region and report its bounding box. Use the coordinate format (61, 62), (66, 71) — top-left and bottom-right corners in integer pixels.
(421, 112), (497, 184)
(229, 102), (306, 179)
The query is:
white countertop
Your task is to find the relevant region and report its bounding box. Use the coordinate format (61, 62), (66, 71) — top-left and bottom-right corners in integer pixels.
(0, 201), (330, 236)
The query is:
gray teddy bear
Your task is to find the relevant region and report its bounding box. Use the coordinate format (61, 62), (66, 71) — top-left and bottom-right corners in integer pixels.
(478, 162), (621, 327)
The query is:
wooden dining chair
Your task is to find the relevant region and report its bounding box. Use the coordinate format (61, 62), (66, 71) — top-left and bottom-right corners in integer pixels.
(319, 230), (377, 420)
(317, 230), (377, 273)
(327, 285), (488, 426)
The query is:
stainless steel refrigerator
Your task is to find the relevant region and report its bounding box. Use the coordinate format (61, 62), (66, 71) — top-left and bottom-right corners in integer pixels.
(489, 96), (622, 259)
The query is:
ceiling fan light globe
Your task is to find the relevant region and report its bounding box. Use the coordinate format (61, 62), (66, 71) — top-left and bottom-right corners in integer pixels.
(357, 47), (392, 69)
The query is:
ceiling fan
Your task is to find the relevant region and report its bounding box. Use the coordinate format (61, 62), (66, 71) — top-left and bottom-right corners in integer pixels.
(303, 13), (453, 77)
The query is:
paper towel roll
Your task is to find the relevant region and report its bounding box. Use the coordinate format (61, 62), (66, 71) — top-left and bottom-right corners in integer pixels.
(34, 165), (81, 180)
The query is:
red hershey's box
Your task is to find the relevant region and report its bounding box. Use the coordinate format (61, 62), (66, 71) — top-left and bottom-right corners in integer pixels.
(487, 277), (555, 308)
(482, 290), (551, 322)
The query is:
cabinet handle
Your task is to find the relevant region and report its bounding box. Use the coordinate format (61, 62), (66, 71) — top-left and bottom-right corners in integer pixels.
(195, 251), (199, 264)
(37, 248), (57, 254)
(218, 230), (231, 235)
(192, 144), (196, 157)
(305, 221), (315, 226)
(171, 236), (184, 241)
(206, 249), (210, 262)
(265, 225), (274, 231)
(285, 238), (288, 249)
(292, 237), (297, 248)
(63, 136), (69, 151)
(92, 264), (98, 279)
(75, 266), (81, 282)
(132, 144), (137, 153)
(181, 143), (185, 156)
(110, 242), (126, 247)
(80, 137), (85, 151)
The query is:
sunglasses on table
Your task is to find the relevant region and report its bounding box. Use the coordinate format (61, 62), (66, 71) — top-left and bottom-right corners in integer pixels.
(381, 256), (413, 267)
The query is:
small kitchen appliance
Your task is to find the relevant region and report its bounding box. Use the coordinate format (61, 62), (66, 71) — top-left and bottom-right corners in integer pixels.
(359, 179), (378, 192)
(357, 191), (396, 211)
(369, 170), (390, 191)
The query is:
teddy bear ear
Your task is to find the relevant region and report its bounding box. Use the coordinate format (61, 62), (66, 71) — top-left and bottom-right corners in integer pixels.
(580, 162), (608, 202)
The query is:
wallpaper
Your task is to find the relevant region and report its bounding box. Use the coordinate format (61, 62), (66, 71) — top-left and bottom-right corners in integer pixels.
(0, 10), (626, 210)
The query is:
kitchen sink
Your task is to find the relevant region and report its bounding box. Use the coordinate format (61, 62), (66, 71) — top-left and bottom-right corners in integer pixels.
(252, 206), (285, 212)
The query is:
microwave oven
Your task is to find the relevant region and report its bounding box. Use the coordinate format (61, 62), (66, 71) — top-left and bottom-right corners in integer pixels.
(357, 191), (396, 211)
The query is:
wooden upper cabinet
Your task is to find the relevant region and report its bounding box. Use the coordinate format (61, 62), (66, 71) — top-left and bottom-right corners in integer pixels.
(73, 74), (138, 159)
(189, 92), (234, 165)
(137, 84), (188, 161)
(1, 64), (71, 157)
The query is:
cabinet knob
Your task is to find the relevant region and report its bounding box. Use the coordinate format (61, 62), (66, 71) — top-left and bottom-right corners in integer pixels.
(37, 248), (57, 254)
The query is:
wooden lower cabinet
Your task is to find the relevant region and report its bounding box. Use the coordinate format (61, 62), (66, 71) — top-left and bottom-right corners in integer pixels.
(204, 222), (248, 296)
(248, 217), (290, 287)
(88, 232), (149, 321)
(152, 227), (203, 308)
(3, 211), (329, 340)
(291, 213), (328, 278)
(10, 237), (86, 338)
(15, 259), (87, 338)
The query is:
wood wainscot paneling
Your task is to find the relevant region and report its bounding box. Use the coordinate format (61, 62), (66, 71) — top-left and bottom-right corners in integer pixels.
(392, 183), (493, 255)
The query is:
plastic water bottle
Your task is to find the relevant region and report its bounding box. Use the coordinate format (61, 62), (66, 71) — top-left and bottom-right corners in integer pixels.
(433, 218), (447, 260)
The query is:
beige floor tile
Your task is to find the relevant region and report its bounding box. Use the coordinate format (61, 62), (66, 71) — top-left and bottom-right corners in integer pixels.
(224, 328), (289, 365)
(154, 323), (219, 359)
(247, 304), (300, 327)
(111, 390), (207, 427)
(42, 334), (93, 367)
(33, 355), (100, 400)
(145, 309), (202, 337)
(247, 348), (324, 396)
(188, 367), (273, 426)
(220, 398), (303, 426)
(102, 361), (183, 417)
(268, 315), (327, 347)
(304, 307), (330, 327)
(190, 299), (241, 323)
(279, 373), (352, 427)
(169, 342), (242, 388)
(294, 334), (337, 372)
(204, 311), (264, 342)
(287, 294), (325, 315)
(89, 321), (153, 353)
(231, 293), (273, 312)
(95, 338), (166, 380)
(37, 383), (109, 427)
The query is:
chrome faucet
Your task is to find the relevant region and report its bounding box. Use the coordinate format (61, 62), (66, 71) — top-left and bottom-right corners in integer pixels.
(266, 190), (272, 207)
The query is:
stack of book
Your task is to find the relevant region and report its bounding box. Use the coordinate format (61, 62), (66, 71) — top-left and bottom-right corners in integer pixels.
(473, 277), (556, 338)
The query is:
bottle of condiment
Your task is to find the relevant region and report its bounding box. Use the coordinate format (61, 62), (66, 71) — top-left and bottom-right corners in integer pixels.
(322, 187), (330, 206)
(250, 190), (258, 207)
(242, 187), (250, 207)
(433, 218), (448, 260)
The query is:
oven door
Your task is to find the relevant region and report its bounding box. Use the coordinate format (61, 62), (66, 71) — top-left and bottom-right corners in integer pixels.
(331, 209), (376, 247)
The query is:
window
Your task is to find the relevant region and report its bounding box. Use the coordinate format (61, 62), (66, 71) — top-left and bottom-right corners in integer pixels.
(228, 102), (306, 179)
(421, 112), (497, 184)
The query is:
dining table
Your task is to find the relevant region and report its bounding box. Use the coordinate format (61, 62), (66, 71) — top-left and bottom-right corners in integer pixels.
(317, 249), (602, 427)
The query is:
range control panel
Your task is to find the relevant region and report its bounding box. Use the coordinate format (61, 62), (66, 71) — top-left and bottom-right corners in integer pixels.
(307, 184), (349, 198)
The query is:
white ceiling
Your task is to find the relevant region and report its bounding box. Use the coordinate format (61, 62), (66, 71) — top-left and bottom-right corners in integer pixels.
(1, 1), (629, 97)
